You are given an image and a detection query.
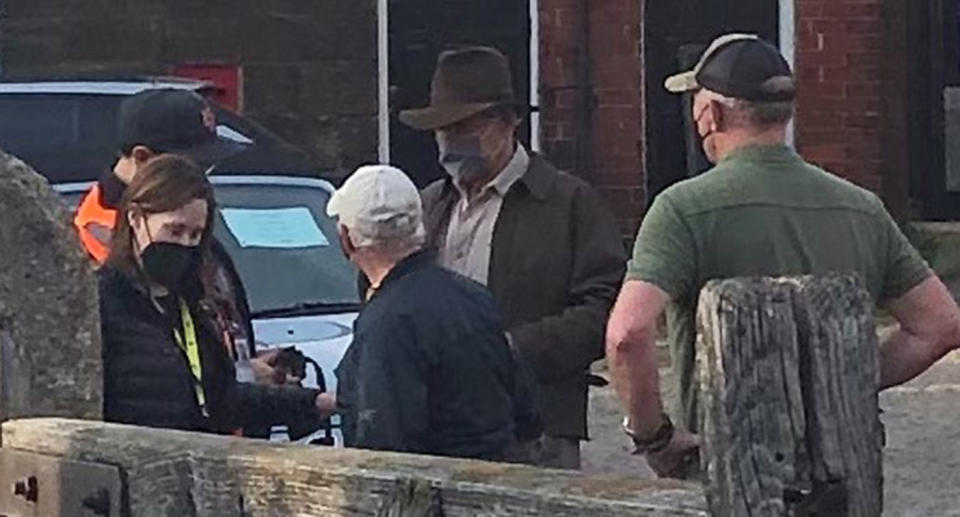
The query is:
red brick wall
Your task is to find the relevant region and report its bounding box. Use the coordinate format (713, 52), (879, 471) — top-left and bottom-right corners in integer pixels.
(794, 0), (887, 194)
(536, 1), (901, 228)
(538, 0), (646, 235)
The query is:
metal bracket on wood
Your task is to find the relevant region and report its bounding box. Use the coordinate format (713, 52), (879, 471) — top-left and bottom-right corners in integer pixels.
(784, 479), (848, 515)
(0, 449), (122, 516)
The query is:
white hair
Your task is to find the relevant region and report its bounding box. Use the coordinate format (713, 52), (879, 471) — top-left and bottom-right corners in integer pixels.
(700, 89), (739, 108)
(345, 213), (426, 253)
(700, 88), (794, 128)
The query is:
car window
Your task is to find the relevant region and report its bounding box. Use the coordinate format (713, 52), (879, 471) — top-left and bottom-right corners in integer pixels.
(0, 91), (315, 184)
(0, 94), (121, 182)
(58, 181), (360, 316)
(0, 94), (119, 149)
(212, 183), (360, 315)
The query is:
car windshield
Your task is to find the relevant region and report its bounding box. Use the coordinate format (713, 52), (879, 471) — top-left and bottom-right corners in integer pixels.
(212, 181), (360, 315)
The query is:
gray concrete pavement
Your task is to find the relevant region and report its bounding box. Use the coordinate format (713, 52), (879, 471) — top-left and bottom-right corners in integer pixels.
(583, 351), (960, 516)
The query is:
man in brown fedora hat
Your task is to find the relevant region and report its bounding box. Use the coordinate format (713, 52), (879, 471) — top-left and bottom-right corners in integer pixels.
(400, 46), (627, 469)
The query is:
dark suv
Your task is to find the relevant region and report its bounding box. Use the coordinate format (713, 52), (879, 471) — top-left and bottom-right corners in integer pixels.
(0, 78), (316, 183)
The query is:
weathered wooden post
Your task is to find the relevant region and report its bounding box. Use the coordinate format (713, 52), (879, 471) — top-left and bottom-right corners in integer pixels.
(696, 274), (882, 516)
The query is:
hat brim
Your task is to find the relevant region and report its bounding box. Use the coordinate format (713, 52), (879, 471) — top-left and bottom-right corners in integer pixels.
(399, 102), (505, 130)
(170, 137), (248, 171)
(665, 71), (699, 94)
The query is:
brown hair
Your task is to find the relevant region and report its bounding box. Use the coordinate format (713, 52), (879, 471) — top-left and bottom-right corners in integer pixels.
(107, 154), (217, 299)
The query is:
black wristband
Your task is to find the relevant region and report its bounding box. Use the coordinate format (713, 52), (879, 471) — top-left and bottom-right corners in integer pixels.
(624, 413), (674, 454)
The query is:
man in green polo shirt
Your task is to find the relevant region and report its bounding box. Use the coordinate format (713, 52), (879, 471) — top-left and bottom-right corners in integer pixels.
(606, 33), (960, 477)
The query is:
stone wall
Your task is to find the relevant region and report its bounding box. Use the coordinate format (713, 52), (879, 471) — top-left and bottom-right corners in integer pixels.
(3, 0), (379, 179)
(0, 151), (101, 421)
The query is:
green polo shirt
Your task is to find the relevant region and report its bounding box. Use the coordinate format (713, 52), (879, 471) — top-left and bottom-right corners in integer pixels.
(626, 144), (931, 431)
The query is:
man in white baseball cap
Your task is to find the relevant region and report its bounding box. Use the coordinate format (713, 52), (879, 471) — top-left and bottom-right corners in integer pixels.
(327, 165), (541, 460)
(327, 164), (427, 289)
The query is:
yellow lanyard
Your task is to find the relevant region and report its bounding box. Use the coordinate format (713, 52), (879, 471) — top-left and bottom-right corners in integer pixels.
(171, 298), (208, 417)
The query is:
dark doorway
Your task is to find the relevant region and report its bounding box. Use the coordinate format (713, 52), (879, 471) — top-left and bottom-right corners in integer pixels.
(643, 0), (779, 202)
(907, 0), (960, 219)
(388, 0), (531, 188)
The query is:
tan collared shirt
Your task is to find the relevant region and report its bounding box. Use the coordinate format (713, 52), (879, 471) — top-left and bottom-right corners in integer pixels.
(438, 145), (530, 285)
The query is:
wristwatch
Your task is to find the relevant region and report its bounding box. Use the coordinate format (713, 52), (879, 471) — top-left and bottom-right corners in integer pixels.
(622, 413), (674, 454)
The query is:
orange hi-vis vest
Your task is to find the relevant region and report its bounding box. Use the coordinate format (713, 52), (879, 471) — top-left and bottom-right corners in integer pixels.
(74, 184), (117, 264)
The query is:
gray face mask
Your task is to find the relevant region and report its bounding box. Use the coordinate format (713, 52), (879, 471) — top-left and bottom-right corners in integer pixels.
(437, 135), (490, 184)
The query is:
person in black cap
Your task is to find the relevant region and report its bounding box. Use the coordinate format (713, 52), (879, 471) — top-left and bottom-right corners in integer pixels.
(606, 33), (960, 478)
(75, 88), (244, 264)
(74, 89), (288, 402)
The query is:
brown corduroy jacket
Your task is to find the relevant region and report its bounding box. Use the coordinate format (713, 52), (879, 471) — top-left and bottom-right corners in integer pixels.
(422, 153), (626, 439)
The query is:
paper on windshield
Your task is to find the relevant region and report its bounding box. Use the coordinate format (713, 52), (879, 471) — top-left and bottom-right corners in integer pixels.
(221, 207), (329, 248)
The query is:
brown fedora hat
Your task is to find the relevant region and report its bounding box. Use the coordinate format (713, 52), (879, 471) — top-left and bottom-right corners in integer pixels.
(399, 46), (520, 130)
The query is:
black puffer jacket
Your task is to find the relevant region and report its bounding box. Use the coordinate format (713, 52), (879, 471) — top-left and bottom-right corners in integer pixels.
(99, 265), (318, 433)
(337, 250), (541, 460)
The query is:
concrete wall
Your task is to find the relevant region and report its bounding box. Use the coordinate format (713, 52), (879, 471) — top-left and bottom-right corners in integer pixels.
(3, 0), (379, 179)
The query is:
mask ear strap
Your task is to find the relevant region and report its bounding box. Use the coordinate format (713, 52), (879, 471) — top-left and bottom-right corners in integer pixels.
(132, 206), (155, 248)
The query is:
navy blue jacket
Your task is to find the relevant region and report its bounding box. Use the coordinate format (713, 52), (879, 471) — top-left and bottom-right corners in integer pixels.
(336, 250), (540, 459)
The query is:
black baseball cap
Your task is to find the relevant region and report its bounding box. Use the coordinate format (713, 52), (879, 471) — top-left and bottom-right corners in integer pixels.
(117, 89), (247, 169)
(665, 33), (795, 102)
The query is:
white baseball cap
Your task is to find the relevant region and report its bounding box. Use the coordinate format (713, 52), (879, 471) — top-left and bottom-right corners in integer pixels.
(327, 165), (423, 245)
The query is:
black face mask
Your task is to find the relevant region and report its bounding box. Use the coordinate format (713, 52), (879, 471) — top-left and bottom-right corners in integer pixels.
(98, 169), (128, 209)
(140, 242), (201, 293)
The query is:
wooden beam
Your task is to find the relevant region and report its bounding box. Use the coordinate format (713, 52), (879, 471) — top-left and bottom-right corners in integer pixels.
(696, 275), (882, 516)
(2, 418), (708, 516)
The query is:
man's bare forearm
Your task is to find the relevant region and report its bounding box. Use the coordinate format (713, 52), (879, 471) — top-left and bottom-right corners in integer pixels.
(606, 281), (673, 435)
(881, 276), (960, 389)
(880, 329), (953, 389)
(607, 325), (663, 436)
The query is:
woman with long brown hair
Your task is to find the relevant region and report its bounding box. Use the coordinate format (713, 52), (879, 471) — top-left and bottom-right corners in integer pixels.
(99, 154), (328, 432)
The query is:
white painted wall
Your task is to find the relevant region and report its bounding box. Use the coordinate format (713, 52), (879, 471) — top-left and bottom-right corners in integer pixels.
(529, 0), (541, 151)
(377, 0), (390, 163)
(780, 0), (796, 146)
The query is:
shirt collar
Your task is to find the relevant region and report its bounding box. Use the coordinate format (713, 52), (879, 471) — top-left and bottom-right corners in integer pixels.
(488, 144), (529, 196)
(454, 144), (530, 200)
(719, 143), (801, 165)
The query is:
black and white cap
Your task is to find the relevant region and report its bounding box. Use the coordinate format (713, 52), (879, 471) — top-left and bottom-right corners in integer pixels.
(665, 33), (795, 102)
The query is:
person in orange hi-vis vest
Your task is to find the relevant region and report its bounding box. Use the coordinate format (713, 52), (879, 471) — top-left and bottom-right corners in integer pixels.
(75, 89), (244, 264)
